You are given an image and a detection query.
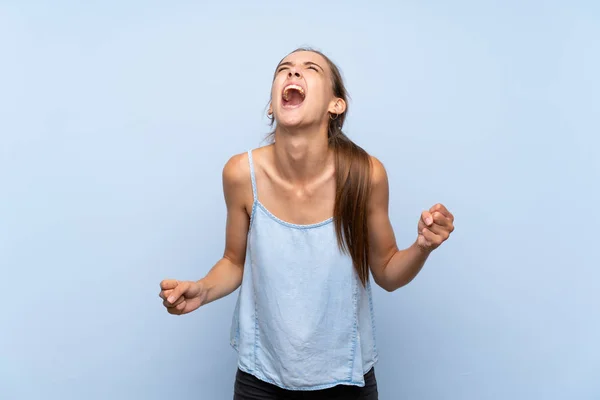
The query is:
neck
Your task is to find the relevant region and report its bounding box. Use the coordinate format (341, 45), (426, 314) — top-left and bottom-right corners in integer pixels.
(272, 123), (333, 183)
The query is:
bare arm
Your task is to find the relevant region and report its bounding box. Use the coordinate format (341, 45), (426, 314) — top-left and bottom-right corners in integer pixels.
(367, 156), (454, 292)
(198, 153), (252, 305)
(159, 153), (253, 314)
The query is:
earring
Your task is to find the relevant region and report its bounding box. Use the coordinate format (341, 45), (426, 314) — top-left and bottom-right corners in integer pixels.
(329, 113), (339, 120)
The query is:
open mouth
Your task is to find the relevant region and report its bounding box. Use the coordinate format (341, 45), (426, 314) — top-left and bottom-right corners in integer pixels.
(282, 84), (306, 108)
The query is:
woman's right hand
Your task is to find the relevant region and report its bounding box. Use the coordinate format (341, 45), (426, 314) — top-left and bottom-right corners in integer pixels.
(159, 279), (207, 315)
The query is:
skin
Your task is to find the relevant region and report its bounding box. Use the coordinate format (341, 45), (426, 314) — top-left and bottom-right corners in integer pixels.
(159, 51), (455, 314)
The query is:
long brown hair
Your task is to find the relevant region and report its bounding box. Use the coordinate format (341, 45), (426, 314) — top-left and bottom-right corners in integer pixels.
(267, 47), (372, 286)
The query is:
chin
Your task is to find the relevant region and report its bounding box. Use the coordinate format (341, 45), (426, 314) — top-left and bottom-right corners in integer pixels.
(276, 108), (306, 128)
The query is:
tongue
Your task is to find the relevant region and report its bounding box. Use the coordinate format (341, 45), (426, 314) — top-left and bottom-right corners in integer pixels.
(284, 90), (304, 106)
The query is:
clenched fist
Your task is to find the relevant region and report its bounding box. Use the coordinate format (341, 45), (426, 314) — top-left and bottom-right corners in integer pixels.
(417, 203), (454, 252)
(159, 279), (207, 315)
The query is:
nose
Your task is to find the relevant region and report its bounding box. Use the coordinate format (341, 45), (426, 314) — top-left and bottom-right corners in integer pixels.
(288, 69), (301, 78)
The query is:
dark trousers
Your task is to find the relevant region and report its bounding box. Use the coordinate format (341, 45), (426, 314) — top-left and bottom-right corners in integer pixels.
(233, 368), (378, 400)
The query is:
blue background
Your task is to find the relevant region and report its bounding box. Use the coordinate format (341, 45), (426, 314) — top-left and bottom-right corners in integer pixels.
(1, 1), (598, 399)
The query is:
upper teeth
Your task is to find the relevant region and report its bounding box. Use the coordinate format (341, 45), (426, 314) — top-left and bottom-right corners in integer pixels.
(283, 84), (305, 100)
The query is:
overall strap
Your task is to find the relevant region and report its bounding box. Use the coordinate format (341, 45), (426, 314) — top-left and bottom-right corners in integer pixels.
(247, 150), (257, 202)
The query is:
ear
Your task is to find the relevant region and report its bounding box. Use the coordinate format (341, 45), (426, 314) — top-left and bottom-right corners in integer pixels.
(328, 98), (346, 116)
(267, 103), (273, 116)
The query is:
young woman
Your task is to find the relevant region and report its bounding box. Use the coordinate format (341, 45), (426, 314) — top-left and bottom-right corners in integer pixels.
(159, 48), (454, 399)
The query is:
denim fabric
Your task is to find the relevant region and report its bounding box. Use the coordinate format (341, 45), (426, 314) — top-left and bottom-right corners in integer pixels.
(230, 149), (378, 391)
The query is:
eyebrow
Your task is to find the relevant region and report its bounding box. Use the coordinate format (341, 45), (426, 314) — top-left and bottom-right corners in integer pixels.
(276, 61), (324, 72)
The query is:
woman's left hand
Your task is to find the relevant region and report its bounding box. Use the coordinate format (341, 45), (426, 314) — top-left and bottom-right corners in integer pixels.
(417, 203), (455, 252)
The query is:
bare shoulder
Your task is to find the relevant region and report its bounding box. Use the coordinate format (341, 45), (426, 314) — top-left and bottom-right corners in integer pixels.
(222, 145), (273, 184)
(369, 155), (389, 189)
(223, 152), (250, 187)
(222, 152), (253, 210)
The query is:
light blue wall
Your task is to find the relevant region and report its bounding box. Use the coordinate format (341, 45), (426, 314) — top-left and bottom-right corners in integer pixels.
(1, 1), (598, 399)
